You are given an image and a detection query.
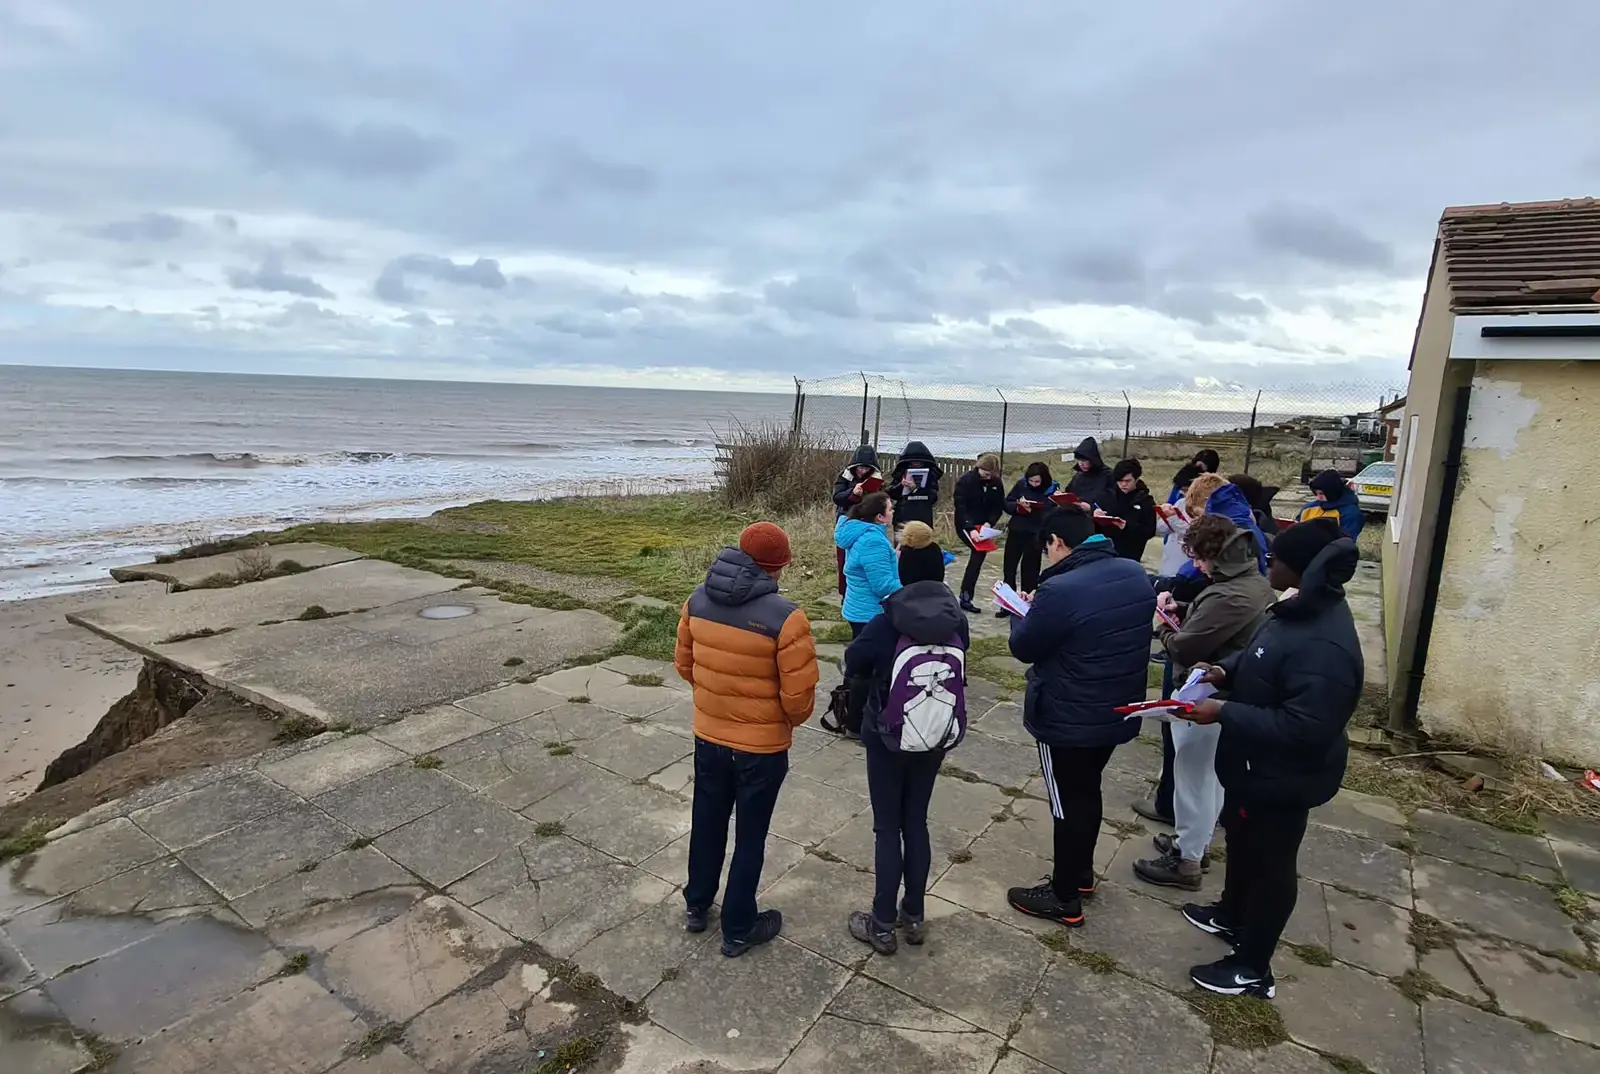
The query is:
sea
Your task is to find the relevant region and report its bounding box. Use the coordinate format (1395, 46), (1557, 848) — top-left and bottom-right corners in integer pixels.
(0, 365), (1251, 601)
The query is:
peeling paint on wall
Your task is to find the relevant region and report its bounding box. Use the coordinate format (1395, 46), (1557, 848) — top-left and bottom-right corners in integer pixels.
(1463, 378), (1541, 459)
(1462, 494), (1523, 619)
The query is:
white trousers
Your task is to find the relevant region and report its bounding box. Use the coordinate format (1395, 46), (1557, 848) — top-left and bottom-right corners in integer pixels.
(1170, 720), (1224, 861)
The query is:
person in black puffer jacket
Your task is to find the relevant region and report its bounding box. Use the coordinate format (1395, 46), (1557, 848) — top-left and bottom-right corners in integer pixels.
(1175, 519), (1362, 999)
(887, 441), (942, 526)
(1004, 509), (1156, 929)
(1000, 461), (1058, 606)
(832, 445), (884, 596)
(1105, 459), (1158, 563)
(952, 453), (1006, 613)
(1065, 437), (1116, 511)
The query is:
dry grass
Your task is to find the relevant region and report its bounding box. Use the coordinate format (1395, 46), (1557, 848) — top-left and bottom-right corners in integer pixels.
(721, 421), (854, 516)
(1342, 747), (1600, 833)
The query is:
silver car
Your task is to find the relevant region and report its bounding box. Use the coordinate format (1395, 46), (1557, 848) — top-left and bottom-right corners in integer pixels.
(1350, 461), (1395, 514)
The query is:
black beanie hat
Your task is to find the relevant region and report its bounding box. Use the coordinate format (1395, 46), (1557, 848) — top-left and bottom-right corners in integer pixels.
(1309, 469), (1346, 498)
(898, 543), (946, 586)
(1270, 518), (1341, 575)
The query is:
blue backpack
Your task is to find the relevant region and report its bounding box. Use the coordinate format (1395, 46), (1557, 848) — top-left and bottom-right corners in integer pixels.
(880, 635), (967, 752)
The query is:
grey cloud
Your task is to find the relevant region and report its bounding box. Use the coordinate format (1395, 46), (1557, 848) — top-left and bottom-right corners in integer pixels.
(227, 253), (334, 298)
(224, 114), (453, 179)
(88, 212), (189, 243)
(1152, 288), (1271, 325)
(1249, 204), (1395, 272)
(214, 213), (239, 234)
(288, 239), (337, 263)
(764, 275), (861, 319)
(400, 311), (436, 327)
(374, 254), (508, 304)
(992, 317), (1057, 340)
(534, 144), (657, 200)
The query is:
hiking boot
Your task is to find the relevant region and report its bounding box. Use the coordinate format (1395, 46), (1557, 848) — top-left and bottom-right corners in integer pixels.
(1181, 903), (1239, 947)
(1190, 956), (1276, 999)
(721, 909), (783, 957)
(896, 908), (926, 946)
(1153, 832), (1211, 871)
(684, 906), (709, 934)
(1007, 877), (1084, 928)
(959, 595), (982, 615)
(848, 910), (898, 955)
(1133, 850), (1203, 891)
(1131, 795), (1175, 826)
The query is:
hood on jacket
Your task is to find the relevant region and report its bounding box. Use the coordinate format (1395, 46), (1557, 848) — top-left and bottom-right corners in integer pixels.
(892, 441), (942, 478)
(703, 548), (778, 607)
(845, 444), (879, 473)
(1208, 525), (1262, 581)
(1275, 537), (1357, 620)
(835, 514), (887, 551)
(883, 581), (964, 644)
(1073, 437), (1106, 471)
(1309, 469), (1354, 501)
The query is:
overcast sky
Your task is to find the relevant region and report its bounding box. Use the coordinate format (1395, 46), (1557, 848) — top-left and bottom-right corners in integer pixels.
(1, 1), (1596, 394)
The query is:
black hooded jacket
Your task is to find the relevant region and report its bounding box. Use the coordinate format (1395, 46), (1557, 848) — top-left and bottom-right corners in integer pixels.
(832, 444), (883, 517)
(953, 468), (1006, 535)
(1065, 437), (1116, 510)
(843, 581), (971, 750)
(888, 441), (942, 525)
(1212, 537), (1365, 810)
(1106, 477), (1158, 561)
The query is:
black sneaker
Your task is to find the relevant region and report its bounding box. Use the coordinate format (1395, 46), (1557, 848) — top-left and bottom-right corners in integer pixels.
(959, 596), (982, 615)
(1131, 796), (1175, 826)
(994, 609), (1011, 619)
(1007, 878), (1084, 927)
(1181, 903), (1238, 947)
(848, 910), (897, 955)
(721, 909), (782, 958)
(684, 906), (709, 934)
(896, 908), (926, 946)
(1190, 956), (1276, 999)
(1153, 832), (1211, 872)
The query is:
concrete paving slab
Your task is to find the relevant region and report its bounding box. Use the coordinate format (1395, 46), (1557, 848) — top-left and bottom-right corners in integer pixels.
(573, 722), (693, 781)
(178, 801), (357, 899)
(791, 740), (872, 797)
(929, 837), (1053, 927)
(1068, 882), (1234, 992)
(324, 1046), (428, 1074)
(991, 1053), (1065, 1074)
(454, 682), (567, 723)
(1277, 961), (1423, 1074)
(1326, 886), (1415, 977)
(647, 937), (851, 1068)
(322, 895), (515, 1023)
(149, 589), (622, 727)
(75, 559), (457, 649)
(477, 748), (603, 813)
(1414, 857), (1586, 954)
(1541, 814), (1600, 897)
(0, 989), (92, 1074)
(228, 846), (417, 931)
(1284, 877), (1333, 950)
(1311, 788), (1409, 843)
(448, 835), (614, 908)
(782, 974), (1005, 1074)
(1419, 946), (1491, 1004)
(312, 764), (469, 838)
(817, 809), (974, 876)
(967, 700), (1033, 746)
(566, 893), (714, 1001)
(7, 817), (166, 898)
(538, 868), (675, 959)
(534, 664), (629, 699)
(368, 704), (496, 755)
(645, 755), (695, 796)
(941, 729), (1040, 790)
(112, 973), (369, 1074)
(1213, 1043), (1343, 1074)
(6, 893), (179, 979)
(585, 681), (682, 719)
(54, 855), (220, 920)
(1299, 824), (1413, 907)
(130, 770), (303, 850)
(599, 655), (688, 688)
(373, 793), (536, 888)
(0, 932), (35, 1000)
(637, 829), (807, 901)
(403, 984), (532, 1070)
(757, 854), (876, 966)
(258, 735), (406, 797)
(1413, 810), (1560, 881)
(515, 761), (633, 825)
(1456, 939), (1600, 1047)
(109, 542), (364, 586)
(1012, 959), (1211, 1074)
(764, 774), (868, 846)
(562, 780), (693, 865)
(543, 699), (632, 744)
(864, 900), (1050, 1035)
(1421, 996), (1600, 1074)
(44, 913), (279, 1041)
(426, 724), (537, 789)
(255, 888), (424, 953)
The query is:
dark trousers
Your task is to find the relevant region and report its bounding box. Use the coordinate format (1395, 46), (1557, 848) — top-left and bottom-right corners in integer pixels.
(1154, 722), (1176, 817)
(849, 620), (866, 639)
(835, 546), (847, 596)
(1037, 742), (1116, 901)
(863, 734), (943, 924)
(1002, 531), (1041, 594)
(955, 529), (984, 599)
(685, 739), (789, 941)
(1218, 800), (1310, 973)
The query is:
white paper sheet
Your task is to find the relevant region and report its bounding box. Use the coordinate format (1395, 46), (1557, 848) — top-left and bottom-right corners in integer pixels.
(973, 523), (1003, 541)
(991, 581), (1030, 617)
(1172, 667), (1218, 705)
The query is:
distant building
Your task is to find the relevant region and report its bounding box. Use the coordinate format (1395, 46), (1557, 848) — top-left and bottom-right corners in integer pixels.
(1384, 198), (1600, 765)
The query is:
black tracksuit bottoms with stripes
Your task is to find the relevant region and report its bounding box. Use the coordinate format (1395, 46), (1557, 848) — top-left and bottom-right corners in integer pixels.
(1037, 741), (1116, 901)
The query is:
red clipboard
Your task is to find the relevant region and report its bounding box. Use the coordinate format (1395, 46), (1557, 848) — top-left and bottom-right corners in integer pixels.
(969, 530), (999, 553)
(1274, 517), (1294, 532)
(1115, 700), (1194, 720)
(859, 476), (884, 495)
(1049, 491), (1082, 507)
(1093, 513), (1127, 530)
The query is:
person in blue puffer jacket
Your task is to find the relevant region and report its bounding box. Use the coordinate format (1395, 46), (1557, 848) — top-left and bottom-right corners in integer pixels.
(1004, 509), (1156, 931)
(1173, 480), (1269, 592)
(835, 492), (902, 637)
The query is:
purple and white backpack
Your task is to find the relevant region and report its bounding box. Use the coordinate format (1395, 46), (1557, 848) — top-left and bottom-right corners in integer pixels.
(880, 635), (967, 752)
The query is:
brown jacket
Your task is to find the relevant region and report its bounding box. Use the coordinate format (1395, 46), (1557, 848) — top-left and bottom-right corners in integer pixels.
(1156, 526), (1275, 676)
(675, 548), (818, 753)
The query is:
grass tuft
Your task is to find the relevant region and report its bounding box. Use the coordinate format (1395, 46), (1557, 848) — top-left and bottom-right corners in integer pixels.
(1553, 885), (1594, 922)
(545, 742), (575, 757)
(532, 1034), (607, 1074)
(353, 1023), (403, 1059)
(412, 754), (444, 770)
(297, 604), (331, 621)
(277, 951), (311, 976)
(568, 695), (590, 704)
(347, 836), (373, 850)
(535, 820), (566, 837)
(1035, 931), (1072, 954)
(1288, 943), (1334, 967)
(0, 819), (52, 861)
(1393, 968), (1439, 1005)
(273, 714), (325, 743)
(503, 656), (525, 667)
(947, 848), (974, 865)
(80, 1034), (119, 1072)
(1408, 914), (1456, 954)
(1186, 991), (1288, 1049)
(626, 672), (664, 687)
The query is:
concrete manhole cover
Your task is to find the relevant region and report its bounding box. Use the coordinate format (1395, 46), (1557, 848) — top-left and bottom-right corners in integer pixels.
(419, 604), (476, 620)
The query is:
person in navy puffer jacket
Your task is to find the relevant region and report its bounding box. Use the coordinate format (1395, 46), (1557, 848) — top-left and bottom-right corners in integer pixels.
(1004, 509), (1156, 930)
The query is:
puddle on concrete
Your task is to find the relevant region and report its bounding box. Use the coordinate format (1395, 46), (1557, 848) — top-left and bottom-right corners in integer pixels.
(419, 604), (477, 620)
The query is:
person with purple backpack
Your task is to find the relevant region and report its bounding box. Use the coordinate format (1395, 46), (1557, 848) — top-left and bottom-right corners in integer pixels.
(840, 521), (970, 954)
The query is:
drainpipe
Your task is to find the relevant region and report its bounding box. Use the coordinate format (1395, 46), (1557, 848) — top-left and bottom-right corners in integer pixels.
(1394, 382), (1472, 733)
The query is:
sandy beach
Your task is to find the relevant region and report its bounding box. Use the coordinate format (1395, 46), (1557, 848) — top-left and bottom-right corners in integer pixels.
(0, 581), (164, 800)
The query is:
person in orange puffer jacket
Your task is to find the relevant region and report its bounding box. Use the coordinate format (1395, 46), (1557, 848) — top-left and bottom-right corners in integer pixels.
(674, 521), (819, 957)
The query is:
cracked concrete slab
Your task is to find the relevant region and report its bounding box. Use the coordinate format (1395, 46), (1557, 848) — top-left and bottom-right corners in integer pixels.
(369, 704), (497, 755)
(573, 722), (694, 781)
(1455, 939), (1600, 1047)
(455, 682), (568, 724)
(1422, 996), (1600, 1074)
(1414, 857), (1586, 954)
(177, 801), (357, 899)
(782, 975), (1005, 1074)
(562, 780), (692, 865)
(1325, 885), (1415, 978)
(1012, 959), (1211, 1074)
(311, 763), (469, 838)
(108, 542), (364, 586)
(1276, 961), (1424, 1074)
(6, 817), (166, 900)
(1298, 824), (1413, 907)
(130, 770), (304, 850)
(258, 734), (407, 797)
(0, 989), (93, 1074)
(373, 793), (537, 888)
(228, 846), (417, 931)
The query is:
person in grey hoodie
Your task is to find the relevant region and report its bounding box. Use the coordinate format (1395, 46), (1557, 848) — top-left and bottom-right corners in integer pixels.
(1134, 514), (1274, 891)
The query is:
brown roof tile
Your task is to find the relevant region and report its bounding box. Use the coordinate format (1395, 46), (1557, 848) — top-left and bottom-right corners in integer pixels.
(1437, 198), (1600, 313)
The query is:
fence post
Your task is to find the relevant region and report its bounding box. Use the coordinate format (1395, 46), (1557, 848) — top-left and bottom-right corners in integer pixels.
(873, 396), (883, 451)
(796, 390), (806, 432)
(996, 389), (1009, 472)
(1243, 389), (1262, 473)
(1121, 391), (1132, 457)
(790, 377), (802, 435)
(858, 372), (870, 445)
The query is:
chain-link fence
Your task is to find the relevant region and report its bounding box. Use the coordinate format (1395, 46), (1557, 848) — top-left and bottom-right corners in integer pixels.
(789, 373), (1407, 490)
